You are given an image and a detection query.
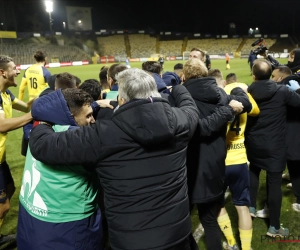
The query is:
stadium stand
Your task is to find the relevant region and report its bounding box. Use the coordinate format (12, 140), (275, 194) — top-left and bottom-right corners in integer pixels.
(0, 42), (91, 65)
(97, 35), (127, 58)
(159, 40), (183, 56)
(268, 37), (295, 53)
(1, 31), (298, 65)
(240, 38), (277, 55)
(129, 34), (156, 58)
(186, 38), (243, 55)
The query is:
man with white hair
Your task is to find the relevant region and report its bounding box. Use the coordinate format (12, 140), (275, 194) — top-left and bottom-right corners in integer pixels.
(29, 68), (201, 249)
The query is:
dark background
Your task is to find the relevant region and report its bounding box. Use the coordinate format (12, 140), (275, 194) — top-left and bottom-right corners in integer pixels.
(1, 0), (299, 35)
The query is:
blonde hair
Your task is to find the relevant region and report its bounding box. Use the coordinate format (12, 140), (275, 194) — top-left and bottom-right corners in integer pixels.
(183, 58), (208, 80)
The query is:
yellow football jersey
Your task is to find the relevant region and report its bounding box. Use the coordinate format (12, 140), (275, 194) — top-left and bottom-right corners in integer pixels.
(18, 64), (51, 100)
(0, 90), (19, 163)
(224, 83), (260, 165)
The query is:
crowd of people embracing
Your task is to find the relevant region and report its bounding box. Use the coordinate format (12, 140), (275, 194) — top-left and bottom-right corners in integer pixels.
(0, 47), (300, 250)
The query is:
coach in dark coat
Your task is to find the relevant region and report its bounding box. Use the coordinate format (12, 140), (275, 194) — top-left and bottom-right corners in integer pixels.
(245, 59), (300, 235)
(278, 73), (300, 162)
(275, 66), (300, 210)
(182, 58), (251, 250)
(29, 68), (201, 250)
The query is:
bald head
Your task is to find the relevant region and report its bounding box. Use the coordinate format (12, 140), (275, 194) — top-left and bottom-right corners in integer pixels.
(252, 59), (272, 81)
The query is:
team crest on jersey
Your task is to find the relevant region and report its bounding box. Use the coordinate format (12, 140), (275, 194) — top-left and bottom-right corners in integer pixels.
(20, 157), (48, 217)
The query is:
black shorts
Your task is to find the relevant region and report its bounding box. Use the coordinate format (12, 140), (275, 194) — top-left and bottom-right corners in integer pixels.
(0, 161), (14, 203)
(223, 163), (250, 206)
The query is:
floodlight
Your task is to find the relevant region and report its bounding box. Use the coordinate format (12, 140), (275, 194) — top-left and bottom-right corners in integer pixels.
(45, 1), (53, 13)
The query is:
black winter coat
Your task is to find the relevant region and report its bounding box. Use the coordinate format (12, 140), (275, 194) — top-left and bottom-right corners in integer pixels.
(183, 77), (251, 203)
(279, 75), (300, 161)
(29, 85), (199, 250)
(246, 80), (300, 172)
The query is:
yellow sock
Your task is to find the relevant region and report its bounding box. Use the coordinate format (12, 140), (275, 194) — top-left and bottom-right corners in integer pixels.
(217, 213), (236, 246)
(239, 228), (252, 250)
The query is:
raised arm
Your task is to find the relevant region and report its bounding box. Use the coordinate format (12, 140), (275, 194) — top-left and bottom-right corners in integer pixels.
(29, 123), (100, 166)
(247, 93), (260, 116)
(0, 112), (32, 133)
(226, 87), (252, 113)
(170, 85), (200, 138)
(197, 104), (235, 136)
(12, 98), (35, 113)
(18, 77), (28, 101)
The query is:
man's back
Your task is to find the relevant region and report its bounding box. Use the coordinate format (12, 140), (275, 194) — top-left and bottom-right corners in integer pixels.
(246, 79), (300, 171)
(29, 84), (199, 250)
(19, 64), (50, 100)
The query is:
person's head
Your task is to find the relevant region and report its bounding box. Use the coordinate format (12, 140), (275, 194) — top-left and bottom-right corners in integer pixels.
(183, 58), (208, 80)
(99, 66), (109, 86)
(271, 66), (292, 82)
(0, 55), (20, 87)
(252, 59), (272, 81)
(55, 72), (77, 90)
(34, 50), (47, 63)
(208, 68), (225, 88)
(107, 64), (128, 89)
(287, 48), (300, 70)
(225, 73), (238, 84)
(189, 48), (206, 62)
(173, 63), (183, 78)
(61, 88), (95, 126)
(142, 61), (162, 75)
(116, 68), (161, 106)
(47, 74), (57, 90)
(74, 76), (81, 88)
(78, 79), (102, 101)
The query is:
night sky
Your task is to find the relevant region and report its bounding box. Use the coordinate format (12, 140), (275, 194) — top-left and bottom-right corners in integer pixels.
(2, 0), (300, 35)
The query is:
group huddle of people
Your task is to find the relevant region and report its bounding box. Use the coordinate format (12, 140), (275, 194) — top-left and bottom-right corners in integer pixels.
(0, 47), (300, 250)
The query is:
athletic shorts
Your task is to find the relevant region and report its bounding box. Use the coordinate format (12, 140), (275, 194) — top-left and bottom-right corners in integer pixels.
(17, 203), (103, 250)
(0, 161), (14, 203)
(223, 163), (250, 206)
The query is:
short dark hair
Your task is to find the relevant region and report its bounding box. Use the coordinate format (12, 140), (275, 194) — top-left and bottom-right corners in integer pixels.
(274, 66), (292, 76)
(0, 55), (13, 70)
(62, 88), (94, 116)
(99, 66), (109, 84)
(225, 73), (237, 84)
(108, 64), (128, 83)
(252, 59), (272, 80)
(208, 68), (222, 78)
(79, 79), (102, 101)
(174, 63), (183, 70)
(55, 72), (77, 89)
(142, 61), (162, 74)
(190, 48), (206, 57)
(34, 50), (47, 62)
